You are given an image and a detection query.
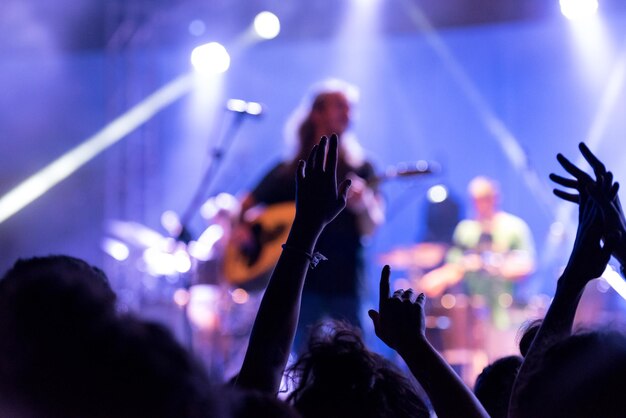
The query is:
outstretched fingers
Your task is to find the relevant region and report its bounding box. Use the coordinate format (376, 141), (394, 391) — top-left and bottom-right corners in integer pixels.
(553, 189), (579, 204)
(549, 173), (578, 189)
(416, 292), (425, 307)
(326, 134), (339, 179)
(296, 160), (306, 183)
(399, 288), (416, 303)
(306, 145), (318, 178)
(610, 182), (620, 200)
(369, 265), (391, 330)
(579, 142), (607, 179)
(600, 172), (618, 200)
(557, 153), (593, 183)
(315, 136), (327, 173)
(338, 179), (351, 206)
(550, 172), (580, 203)
(379, 265), (391, 312)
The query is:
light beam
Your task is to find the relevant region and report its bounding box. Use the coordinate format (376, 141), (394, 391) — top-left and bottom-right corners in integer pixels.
(0, 73), (194, 225)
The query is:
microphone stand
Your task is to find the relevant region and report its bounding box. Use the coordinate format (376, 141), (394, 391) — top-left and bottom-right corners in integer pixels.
(178, 111), (247, 242)
(176, 110), (248, 352)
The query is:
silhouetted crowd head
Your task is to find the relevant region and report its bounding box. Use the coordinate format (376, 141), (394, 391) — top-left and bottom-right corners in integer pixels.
(474, 355), (522, 418)
(0, 255), (285, 418)
(286, 320), (429, 418)
(516, 330), (626, 418)
(0, 256), (222, 417)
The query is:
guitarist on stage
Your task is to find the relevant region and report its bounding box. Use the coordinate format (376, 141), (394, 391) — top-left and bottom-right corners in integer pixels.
(420, 176), (535, 362)
(233, 79), (385, 348)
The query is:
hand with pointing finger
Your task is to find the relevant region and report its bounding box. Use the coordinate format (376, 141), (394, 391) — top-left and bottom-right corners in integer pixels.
(369, 267), (490, 418)
(368, 265), (426, 354)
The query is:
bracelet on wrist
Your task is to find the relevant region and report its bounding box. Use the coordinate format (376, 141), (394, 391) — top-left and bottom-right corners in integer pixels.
(281, 244), (328, 269)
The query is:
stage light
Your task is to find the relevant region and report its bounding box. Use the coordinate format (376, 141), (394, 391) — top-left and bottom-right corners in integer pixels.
(102, 238), (130, 261)
(226, 99), (246, 113)
(436, 316), (451, 330)
(173, 288), (190, 307)
(226, 99), (264, 116)
(549, 221), (565, 237)
(161, 210), (182, 236)
(188, 224), (224, 261)
(231, 288), (250, 304)
(191, 42), (230, 74)
(603, 265), (626, 301)
(253, 11), (280, 40)
(246, 101), (263, 116)
(187, 285), (221, 330)
(143, 247), (177, 276)
(440, 293), (456, 309)
(174, 249), (192, 273)
(188, 20), (206, 36)
(427, 185), (448, 203)
(560, 0), (598, 20)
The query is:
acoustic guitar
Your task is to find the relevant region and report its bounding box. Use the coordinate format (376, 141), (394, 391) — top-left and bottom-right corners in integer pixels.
(223, 162), (436, 287)
(223, 202), (296, 287)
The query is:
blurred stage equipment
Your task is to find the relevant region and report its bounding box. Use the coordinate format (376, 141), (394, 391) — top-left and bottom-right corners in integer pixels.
(176, 99), (263, 244)
(378, 242), (447, 270)
(104, 191), (239, 279)
(105, 220), (192, 276)
(102, 191), (264, 379)
(376, 160), (440, 185)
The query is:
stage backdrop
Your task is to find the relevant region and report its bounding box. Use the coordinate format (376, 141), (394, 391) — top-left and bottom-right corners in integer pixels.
(2, 12), (626, 338)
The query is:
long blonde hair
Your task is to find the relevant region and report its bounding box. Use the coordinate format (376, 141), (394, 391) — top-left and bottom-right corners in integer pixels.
(283, 79), (365, 170)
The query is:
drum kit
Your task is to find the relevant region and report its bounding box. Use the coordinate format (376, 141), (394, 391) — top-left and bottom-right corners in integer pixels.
(102, 190), (458, 364)
(101, 193), (259, 377)
(101, 160), (500, 379)
(377, 243), (546, 384)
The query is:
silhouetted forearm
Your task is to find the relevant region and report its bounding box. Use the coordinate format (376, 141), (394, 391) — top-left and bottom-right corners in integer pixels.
(398, 338), (489, 418)
(235, 218), (321, 394)
(508, 272), (585, 418)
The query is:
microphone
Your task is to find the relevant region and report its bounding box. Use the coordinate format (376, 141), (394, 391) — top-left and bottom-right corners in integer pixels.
(384, 160), (441, 179)
(370, 161), (441, 186)
(226, 99), (264, 116)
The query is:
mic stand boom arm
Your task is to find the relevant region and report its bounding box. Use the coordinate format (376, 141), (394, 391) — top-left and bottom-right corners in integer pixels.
(177, 111), (247, 242)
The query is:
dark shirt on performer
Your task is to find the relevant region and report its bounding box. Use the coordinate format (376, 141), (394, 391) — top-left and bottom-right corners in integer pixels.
(251, 161), (377, 295)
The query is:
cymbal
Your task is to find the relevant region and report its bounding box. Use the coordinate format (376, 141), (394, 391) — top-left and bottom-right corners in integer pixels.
(378, 242), (447, 270)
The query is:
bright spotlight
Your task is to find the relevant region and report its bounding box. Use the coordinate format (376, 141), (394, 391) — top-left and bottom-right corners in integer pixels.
(560, 0), (598, 20)
(246, 102), (263, 115)
(102, 238), (130, 261)
(191, 42), (230, 74)
(226, 99), (247, 113)
(174, 249), (192, 273)
(253, 11), (281, 40)
(427, 185), (448, 203)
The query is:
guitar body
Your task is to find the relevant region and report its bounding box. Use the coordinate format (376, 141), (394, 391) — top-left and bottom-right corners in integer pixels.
(221, 161), (434, 288)
(223, 202), (296, 287)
